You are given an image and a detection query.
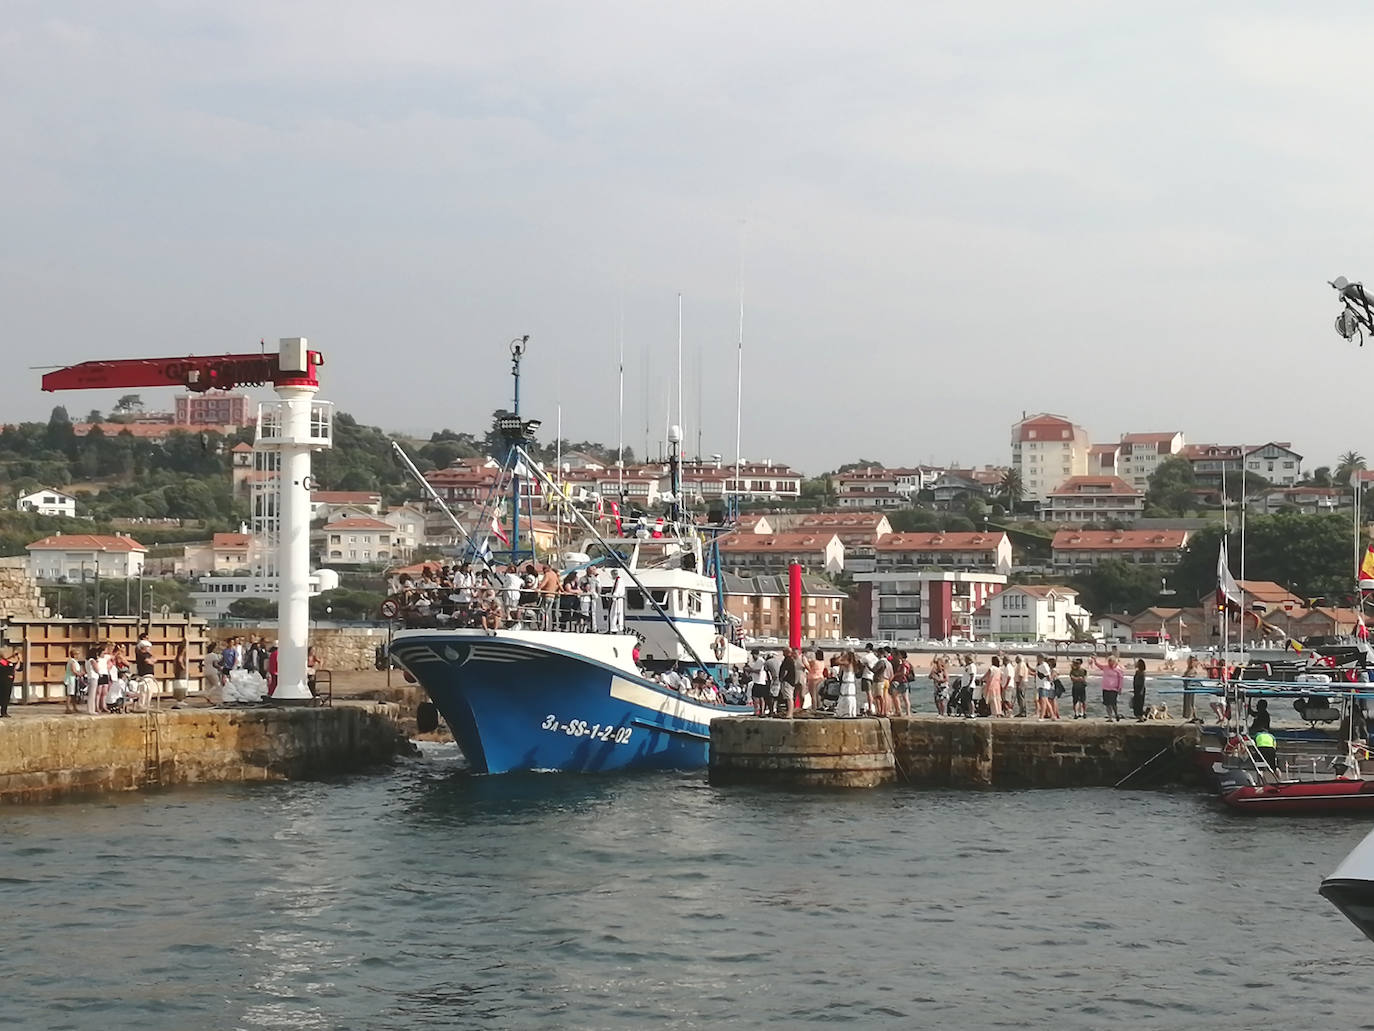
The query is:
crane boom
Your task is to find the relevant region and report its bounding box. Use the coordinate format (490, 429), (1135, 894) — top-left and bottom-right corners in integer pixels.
(41, 350), (323, 393)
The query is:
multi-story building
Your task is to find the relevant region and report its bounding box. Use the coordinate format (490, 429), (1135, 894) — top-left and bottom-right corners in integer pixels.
(1244, 442), (1303, 486)
(174, 393), (254, 428)
(832, 467), (928, 509)
(717, 532), (844, 575)
(870, 531), (1012, 576)
(1117, 432), (1185, 490)
(1010, 413), (1090, 502)
(852, 570), (1006, 641)
(677, 459), (802, 501)
(1051, 529), (1190, 568)
(721, 572), (845, 643)
(1183, 442), (1301, 489)
(15, 487), (77, 518)
(1039, 476), (1145, 524)
(319, 515), (400, 567)
(26, 533), (146, 581)
(970, 585), (1094, 642)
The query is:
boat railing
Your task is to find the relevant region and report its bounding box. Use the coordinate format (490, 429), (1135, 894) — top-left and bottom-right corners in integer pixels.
(385, 586), (634, 636)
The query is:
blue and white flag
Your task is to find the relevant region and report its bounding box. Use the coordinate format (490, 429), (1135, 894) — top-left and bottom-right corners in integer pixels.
(477, 536), (493, 564)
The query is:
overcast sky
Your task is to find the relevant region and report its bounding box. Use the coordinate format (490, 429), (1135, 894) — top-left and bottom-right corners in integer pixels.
(4, 2), (1374, 475)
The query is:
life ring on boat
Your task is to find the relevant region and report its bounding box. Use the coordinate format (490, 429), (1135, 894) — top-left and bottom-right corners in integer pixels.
(712, 634), (728, 661)
(380, 598), (399, 619)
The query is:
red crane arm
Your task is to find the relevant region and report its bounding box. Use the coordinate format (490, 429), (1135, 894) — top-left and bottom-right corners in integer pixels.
(41, 351), (322, 393)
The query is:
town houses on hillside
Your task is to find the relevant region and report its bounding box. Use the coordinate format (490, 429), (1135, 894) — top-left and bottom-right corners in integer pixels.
(1038, 476), (1145, 523)
(1051, 529), (1191, 568)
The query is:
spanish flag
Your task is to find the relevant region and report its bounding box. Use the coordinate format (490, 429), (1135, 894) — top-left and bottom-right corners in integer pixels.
(1361, 544), (1374, 587)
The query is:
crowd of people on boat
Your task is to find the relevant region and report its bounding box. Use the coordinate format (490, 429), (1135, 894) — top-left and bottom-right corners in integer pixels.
(388, 562), (631, 634)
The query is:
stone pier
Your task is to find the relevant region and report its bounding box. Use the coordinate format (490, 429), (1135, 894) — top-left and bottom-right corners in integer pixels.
(710, 715), (1201, 789)
(0, 704), (414, 803)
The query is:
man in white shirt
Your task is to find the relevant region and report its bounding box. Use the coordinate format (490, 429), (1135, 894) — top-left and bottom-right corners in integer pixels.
(747, 649), (768, 716)
(858, 644), (878, 714)
(963, 654), (980, 718)
(609, 571), (627, 633)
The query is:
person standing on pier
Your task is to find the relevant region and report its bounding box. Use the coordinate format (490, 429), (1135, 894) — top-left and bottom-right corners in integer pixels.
(1131, 659), (1148, 721)
(0, 649), (20, 717)
(891, 650), (913, 716)
(1094, 653), (1125, 721)
(833, 652), (859, 718)
(807, 649), (828, 710)
(748, 649), (769, 716)
(962, 653), (980, 718)
(1012, 654), (1028, 717)
(1033, 654), (1047, 718)
(1069, 657), (1088, 719)
(930, 655), (949, 715)
(984, 656), (1004, 716)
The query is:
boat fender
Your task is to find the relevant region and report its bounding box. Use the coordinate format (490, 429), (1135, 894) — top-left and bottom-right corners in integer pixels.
(416, 701), (440, 734)
(712, 634), (728, 661)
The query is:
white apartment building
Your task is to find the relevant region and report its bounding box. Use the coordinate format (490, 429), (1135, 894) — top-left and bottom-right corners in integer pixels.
(320, 515), (400, 566)
(1011, 413), (1090, 502)
(1244, 443), (1303, 486)
(970, 585), (1093, 642)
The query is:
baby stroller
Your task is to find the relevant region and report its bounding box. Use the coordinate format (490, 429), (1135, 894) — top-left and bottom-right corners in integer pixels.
(814, 677), (842, 713)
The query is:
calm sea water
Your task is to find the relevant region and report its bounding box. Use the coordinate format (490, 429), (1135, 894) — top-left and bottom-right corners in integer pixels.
(6, 743), (1373, 1031)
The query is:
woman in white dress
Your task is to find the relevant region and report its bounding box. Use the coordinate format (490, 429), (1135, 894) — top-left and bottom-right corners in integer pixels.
(833, 651), (859, 718)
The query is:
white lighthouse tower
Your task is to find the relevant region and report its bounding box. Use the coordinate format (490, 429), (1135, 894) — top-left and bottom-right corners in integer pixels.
(254, 338), (336, 702)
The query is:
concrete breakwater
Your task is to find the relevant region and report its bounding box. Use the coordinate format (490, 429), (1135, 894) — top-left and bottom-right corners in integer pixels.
(710, 715), (1202, 789)
(0, 705), (414, 803)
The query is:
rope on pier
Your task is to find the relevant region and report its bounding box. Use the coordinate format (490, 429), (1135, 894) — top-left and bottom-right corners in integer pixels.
(1114, 745), (1173, 789)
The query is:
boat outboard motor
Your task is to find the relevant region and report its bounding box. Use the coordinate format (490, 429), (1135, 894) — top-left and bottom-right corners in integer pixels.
(1321, 828), (1374, 943)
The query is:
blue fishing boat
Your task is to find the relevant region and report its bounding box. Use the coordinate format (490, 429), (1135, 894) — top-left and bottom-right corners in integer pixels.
(386, 338), (751, 774)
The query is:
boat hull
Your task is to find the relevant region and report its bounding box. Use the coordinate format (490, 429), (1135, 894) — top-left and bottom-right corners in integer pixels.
(1221, 779), (1374, 814)
(390, 629), (749, 774)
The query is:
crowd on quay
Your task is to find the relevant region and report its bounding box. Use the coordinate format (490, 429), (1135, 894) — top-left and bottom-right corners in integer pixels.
(927, 650), (1149, 722)
(44, 630), (184, 716)
(388, 562), (632, 634)
(206, 635), (324, 697)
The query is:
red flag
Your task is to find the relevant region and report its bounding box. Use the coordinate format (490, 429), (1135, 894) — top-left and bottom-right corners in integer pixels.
(491, 512), (509, 546)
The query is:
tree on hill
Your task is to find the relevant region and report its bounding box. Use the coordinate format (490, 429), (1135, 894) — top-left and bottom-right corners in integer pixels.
(1169, 514), (1353, 604)
(1145, 456), (1196, 515)
(1337, 450), (1367, 486)
(1068, 560), (1168, 615)
(999, 468), (1024, 508)
(835, 459), (883, 474)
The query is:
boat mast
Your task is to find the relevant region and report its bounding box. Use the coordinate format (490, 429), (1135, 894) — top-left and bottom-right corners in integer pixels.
(734, 227), (744, 521)
(617, 298), (624, 499)
(676, 292), (684, 465)
(509, 335), (528, 560)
